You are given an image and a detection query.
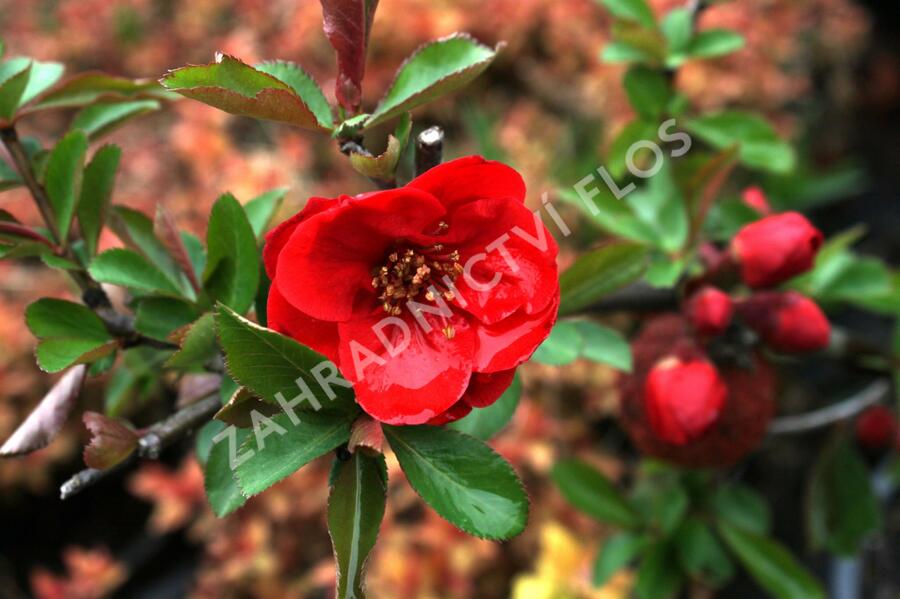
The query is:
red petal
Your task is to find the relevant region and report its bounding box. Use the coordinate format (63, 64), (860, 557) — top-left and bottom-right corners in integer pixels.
(263, 196), (342, 280)
(407, 156), (526, 210)
(463, 368), (516, 408)
(274, 188), (446, 322)
(426, 400), (473, 425)
(267, 281), (341, 362)
(336, 311), (475, 425)
(442, 197), (558, 324)
(473, 294), (559, 372)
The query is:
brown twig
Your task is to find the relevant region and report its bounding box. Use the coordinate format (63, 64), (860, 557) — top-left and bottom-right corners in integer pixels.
(60, 394), (221, 500)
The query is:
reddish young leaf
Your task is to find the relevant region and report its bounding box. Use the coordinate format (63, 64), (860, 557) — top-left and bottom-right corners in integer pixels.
(320, 0), (379, 112)
(348, 414), (384, 455)
(154, 203), (201, 294)
(0, 365), (86, 457)
(82, 412), (138, 470)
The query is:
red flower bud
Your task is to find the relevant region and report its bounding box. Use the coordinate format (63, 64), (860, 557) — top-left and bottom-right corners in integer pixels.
(731, 212), (823, 288)
(741, 186), (771, 215)
(738, 291), (830, 353)
(644, 357), (727, 445)
(686, 286), (733, 336)
(855, 405), (898, 451)
(619, 315), (777, 468)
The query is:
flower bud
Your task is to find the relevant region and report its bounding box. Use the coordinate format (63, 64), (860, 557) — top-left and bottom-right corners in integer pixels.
(741, 186), (771, 215)
(739, 291), (830, 353)
(855, 405), (898, 451)
(643, 357), (727, 445)
(686, 286), (733, 336)
(731, 212), (823, 288)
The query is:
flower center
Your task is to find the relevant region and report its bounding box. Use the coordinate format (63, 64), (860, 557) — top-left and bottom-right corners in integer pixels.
(371, 229), (463, 317)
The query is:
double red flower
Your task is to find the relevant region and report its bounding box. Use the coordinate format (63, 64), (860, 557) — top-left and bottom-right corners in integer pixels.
(264, 156), (559, 425)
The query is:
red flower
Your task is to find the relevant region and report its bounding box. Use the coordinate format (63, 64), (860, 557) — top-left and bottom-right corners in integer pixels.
(264, 156), (559, 425)
(644, 356), (727, 445)
(741, 186), (771, 215)
(686, 286), (733, 336)
(731, 212), (823, 288)
(738, 291), (830, 353)
(619, 315), (777, 468)
(855, 405), (898, 451)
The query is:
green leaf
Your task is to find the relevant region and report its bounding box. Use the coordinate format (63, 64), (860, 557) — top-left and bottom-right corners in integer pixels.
(557, 188), (657, 244)
(35, 338), (117, 373)
(600, 0), (656, 28)
(71, 99), (160, 139)
(601, 41), (657, 64)
(449, 373), (521, 440)
(26, 72), (173, 112)
(807, 436), (881, 555)
(607, 119), (658, 180)
(593, 531), (650, 587)
(635, 543), (683, 599)
(243, 188), (287, 239)
(575, 320), (632, 371)
(644, 253), (684, 288)
(661, 8), (692, 55)
(203, 193), (259, 314)
(26, 298), (110, 341)
(712, 483), (771, 535)
(675, 517), (735, 586)
(165, 312), (219, 368)
(559, 242), (649, 316)
(366, 34), (500, 128)
(632, 475), (689, 534)
(552, 458), (639, 527)
(348, 113), (412, 182)
(45, 129), (88, 241)
(328, 452), (387, 599)
(531, 320), (582, 365)
(688, 30), (745, 59)
(718, 522), (825, 599)
(133, 297), (201, 342)
(623, 66), (670, 119)
(161, 54), (329, 132)
(686, 111), (795, 174)
(204, 424), (249, 516)
(77, 144), (120, 256)
(234, 410), (354, 496)
(18, 60), (64, 107)
(89, 248), (183, 296)
(385, 425), (528, 540)
(624, 160), (688, 252)
(255, 61), (332, 130)
(214, 304), (355, 411)
(0, 59), (31, 120)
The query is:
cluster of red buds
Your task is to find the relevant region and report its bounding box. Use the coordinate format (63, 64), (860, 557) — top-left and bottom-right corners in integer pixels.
(619, 191), (833, 467)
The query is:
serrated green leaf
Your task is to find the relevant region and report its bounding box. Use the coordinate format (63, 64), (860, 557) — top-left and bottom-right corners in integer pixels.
(36, 338), (118, 373)
(349, 114), (412, 182)
(593, 532), (650, 587)
(109, 206), (191, 296)
(366, 34), (500, 128)
(161, 54), (329, 131)
(601, 41), (657, 64)
(385, 425), (528, 540)
(718, 522), (825, 599)
(243, 188), (287, 239)
(18, 60), (64, 107)
(214, 304), (355, 412)
(328, 452), (387, 599)
(77, 144), (120, 256)
(203, 193), (259, 314)
(26, 298), (110, 341)
(133, 297), (201, 342)
(0, 59), (31, 120)
(89, 248), (184, 296)
(449, 373), (521, 440)
(675, 517), (735, 586)
(255, 61), (332, 130)
(234, 410), (354, 496)
(686, 111), (795, 174)
(559, 242), (649, 316)
(552, 458), (640, 527)
(165, 312), (219, 368)
(204, 424), (249, 516)
(661, 8), (692, 55)
(45, 129), (88, 241)
(71, 99), (160, 139)
(26, 72), (173, 112)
